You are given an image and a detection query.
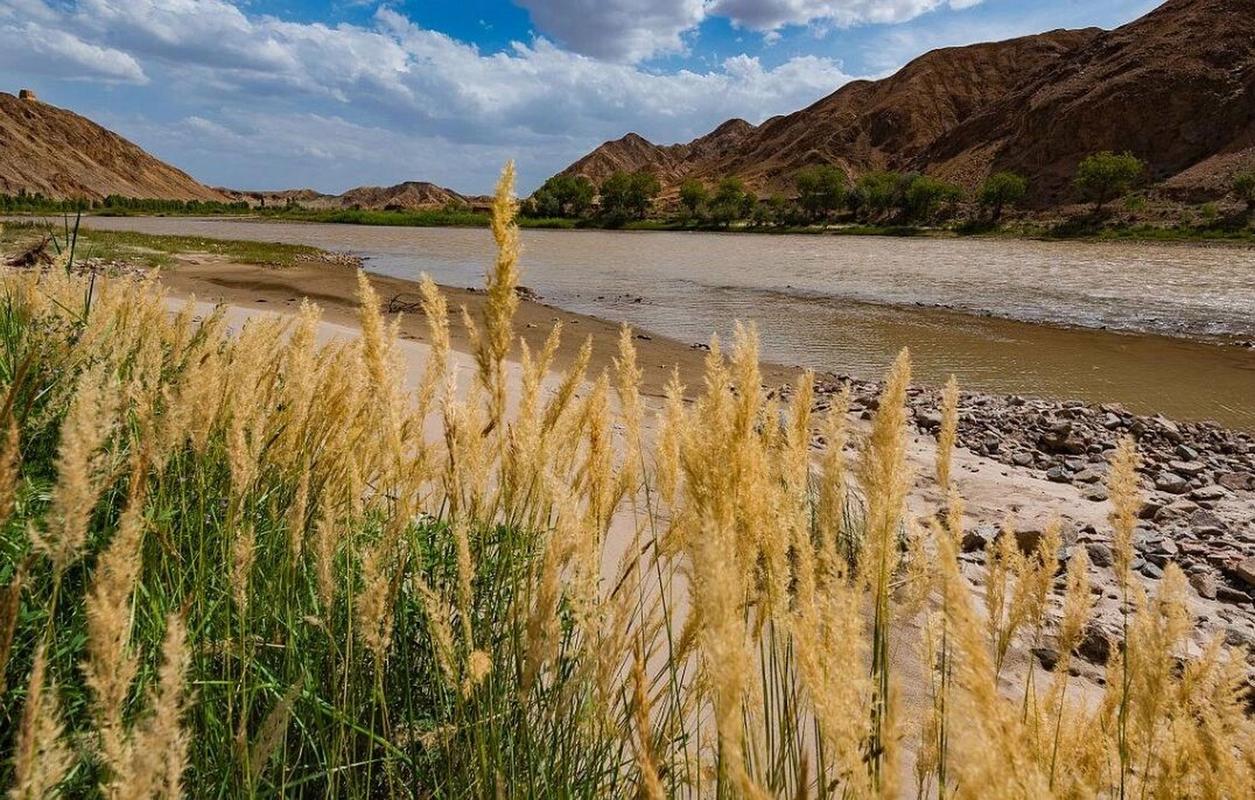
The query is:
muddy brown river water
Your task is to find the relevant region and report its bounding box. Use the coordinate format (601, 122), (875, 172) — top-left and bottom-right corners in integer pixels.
(58, 217), (1255, 429)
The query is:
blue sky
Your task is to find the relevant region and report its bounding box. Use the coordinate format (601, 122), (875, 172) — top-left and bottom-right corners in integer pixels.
(0, 1), (1161, 194)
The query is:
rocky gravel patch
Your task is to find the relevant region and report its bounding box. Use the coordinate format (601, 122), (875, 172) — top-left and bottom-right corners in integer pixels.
(814, 374), (1255, 605)
(792, 373), (1255, 697)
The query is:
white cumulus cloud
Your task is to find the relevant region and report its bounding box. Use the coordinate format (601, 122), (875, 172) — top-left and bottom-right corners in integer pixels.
(2, 0), (857, 191)
(514, 0), (706, 62)
(706, 1), (985, 32)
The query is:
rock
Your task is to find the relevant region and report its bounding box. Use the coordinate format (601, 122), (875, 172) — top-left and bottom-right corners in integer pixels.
(1174, 444), (1200, 461)
(1155, 498), (1197, 521)
(1189, 509), (1227, 536)
(1217, 472), (1252, 491)
(1155, 473), (1190, 494)
(1101, 412), (1123, 430)
(1189, 485), (1229, 502)
(1086, 542), (1115, 568)
(1140, 562), (1164, 579)
(1083, 487), (1109, 502)
(1073, 468), (1103, 484)
(916, 410), (943, 431)
(1039, 432), (1086, 455)
(1234, 556), (1255, 590)
(1046, 466), (1070, 483)
(1078, 621), (1117, 665)
(1169, 460), (1206, 477)
(1012, 451), (1034, 467)
(1155, 416), (1184, 444)
(1015, 521), (1077, 554)
(1216, 585), (1253, 605)
(961, 524), (997, 553)
(1189, 571), (1218, 600)
(1033, 646), (1061, 672)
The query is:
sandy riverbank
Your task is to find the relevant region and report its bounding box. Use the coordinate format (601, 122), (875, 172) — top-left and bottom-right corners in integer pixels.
(154, 251), (1255, 681)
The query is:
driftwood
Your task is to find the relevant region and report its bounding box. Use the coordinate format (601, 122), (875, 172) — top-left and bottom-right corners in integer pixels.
(5, 236), (55, 268)
(387, 293), (424, 314)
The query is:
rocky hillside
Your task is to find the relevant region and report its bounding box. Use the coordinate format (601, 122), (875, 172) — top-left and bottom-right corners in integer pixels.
(0, 90), (229, 202)
(558, 0), (1255, 204)
(224, 181), (481, 211)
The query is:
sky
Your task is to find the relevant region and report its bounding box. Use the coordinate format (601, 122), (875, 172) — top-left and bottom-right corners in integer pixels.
(0, 0), (1162, 194)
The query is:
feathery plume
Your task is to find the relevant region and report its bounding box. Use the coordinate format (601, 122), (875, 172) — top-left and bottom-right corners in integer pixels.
(9, 646), (73, 800)
(34, 364), (118, 574)
(936, 374), (959, 495)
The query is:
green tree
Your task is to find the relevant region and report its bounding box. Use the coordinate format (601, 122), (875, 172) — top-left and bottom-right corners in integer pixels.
(530, 174), (595, 218)
(1074, 151), (1144, 212)
(903, 175), (963, 222)
(1232, 171), (1255, 213)
(979, 171), (1028, 221)
(795, 165), (846, 222)
(752, 193), (790, 228)
(599, 171), (660, 222)
(678, 179), (709, 218)
(855, 171), (903, 221)
(708, 176), (754, 227)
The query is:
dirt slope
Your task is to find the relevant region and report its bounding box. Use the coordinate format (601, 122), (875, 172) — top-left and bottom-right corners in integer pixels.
(0, 91), (229, 202)
(557, 0), (1255, 204)
(923, 0), (1255, 202)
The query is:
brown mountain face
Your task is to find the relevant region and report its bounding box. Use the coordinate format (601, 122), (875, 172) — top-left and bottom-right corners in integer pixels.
(558, 0), (1255, 205)
(562, 118), (759, 188)
(223, 181), (483, 211)
(924, 0), (1255, 202)
(0, 91), (229, 202)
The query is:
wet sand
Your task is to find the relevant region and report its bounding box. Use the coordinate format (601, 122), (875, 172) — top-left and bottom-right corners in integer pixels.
(156, 253), (801, 402)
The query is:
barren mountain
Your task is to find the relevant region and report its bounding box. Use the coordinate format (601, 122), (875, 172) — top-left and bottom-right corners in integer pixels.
(922, 0), (1255, 202)
(224, 181), (482, 211)
(558, 0), (1255, 204)
(0, 90), (229, 202)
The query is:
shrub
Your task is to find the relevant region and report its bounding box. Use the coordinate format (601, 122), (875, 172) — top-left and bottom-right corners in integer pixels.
(1232, 171), (1255, 213)
(598, 170), (660, 222)
(978, 172), (1027, 220)
(1074, 151), (1145, 212)
(903, 175), (964, 223)
(678, 178), (708, 218)
(708, 176), (754, 226)
(855, 170), (903, 221)
(795, 164), (846, 222)
(529, 174), (595, 218)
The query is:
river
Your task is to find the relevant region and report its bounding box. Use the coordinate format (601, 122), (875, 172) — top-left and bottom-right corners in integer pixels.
(66, 217), (1255, 429)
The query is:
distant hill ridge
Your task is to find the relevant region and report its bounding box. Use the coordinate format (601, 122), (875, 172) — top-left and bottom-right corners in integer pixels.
(223, 181), (488, 211)
(557, 0), (1255, 204)
(0, 90), (477, 210)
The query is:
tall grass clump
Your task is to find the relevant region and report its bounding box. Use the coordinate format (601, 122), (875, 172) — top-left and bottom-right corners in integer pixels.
(0, 163), (1252, 798)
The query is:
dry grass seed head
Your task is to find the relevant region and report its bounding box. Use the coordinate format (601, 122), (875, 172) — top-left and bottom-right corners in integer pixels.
(9, 645), (74, 800)
(35, 363), (120, 574)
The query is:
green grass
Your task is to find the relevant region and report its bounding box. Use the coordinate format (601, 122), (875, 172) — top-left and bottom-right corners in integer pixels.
(1, 221), (324, 268)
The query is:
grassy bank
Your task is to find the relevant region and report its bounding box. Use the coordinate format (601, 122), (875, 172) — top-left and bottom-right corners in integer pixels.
(1, 221), (325, 268)
(1, 167), (1251, 798)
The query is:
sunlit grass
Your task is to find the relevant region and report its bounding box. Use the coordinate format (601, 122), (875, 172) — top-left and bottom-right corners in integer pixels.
(1, 164), (1251, 799)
